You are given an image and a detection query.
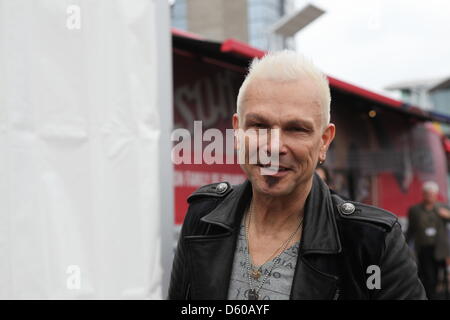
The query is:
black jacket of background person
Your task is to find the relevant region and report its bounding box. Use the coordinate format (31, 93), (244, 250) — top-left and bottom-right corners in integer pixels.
(168, 173), (426, 300)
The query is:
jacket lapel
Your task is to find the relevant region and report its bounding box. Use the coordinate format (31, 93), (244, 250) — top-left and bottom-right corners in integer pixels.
(185, 232), (237, 299)
(290, 174), (342, 299)
(185, 182), (251, 299)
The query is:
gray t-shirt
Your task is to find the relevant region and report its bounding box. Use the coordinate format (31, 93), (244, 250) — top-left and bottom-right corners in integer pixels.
(227, 216), (300, 300)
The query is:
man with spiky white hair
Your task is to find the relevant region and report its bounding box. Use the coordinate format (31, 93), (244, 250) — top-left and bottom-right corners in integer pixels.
(407, 181), (450, 299)
(169, 51), (426, 300)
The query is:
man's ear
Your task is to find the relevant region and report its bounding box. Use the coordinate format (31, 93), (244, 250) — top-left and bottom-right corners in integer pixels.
(320, 123), (335, 159)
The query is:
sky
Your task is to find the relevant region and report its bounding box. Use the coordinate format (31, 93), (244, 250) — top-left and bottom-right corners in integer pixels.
(294, 0), (450, 98)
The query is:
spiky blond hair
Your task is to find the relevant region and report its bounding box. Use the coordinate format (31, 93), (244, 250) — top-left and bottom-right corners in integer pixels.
(236, 50), (331, 129)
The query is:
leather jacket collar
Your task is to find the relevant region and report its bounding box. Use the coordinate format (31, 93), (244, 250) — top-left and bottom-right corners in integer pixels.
(201, 173), (342, 254)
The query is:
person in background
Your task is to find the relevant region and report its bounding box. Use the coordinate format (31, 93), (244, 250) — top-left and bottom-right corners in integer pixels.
(407, 181), (450, 299)
(315, 164), (352, 201)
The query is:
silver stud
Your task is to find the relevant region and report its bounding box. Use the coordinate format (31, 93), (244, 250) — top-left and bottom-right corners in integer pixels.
(216, 182), (228, 194)
(340, 202), (355, 215)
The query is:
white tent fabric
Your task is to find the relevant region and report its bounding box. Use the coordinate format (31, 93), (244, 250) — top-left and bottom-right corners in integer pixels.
(0, 0), (168, 299)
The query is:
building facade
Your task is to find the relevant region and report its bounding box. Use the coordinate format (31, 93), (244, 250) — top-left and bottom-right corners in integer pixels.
(171, 0), (295, 50)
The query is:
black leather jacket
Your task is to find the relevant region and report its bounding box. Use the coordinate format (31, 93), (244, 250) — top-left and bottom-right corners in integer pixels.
(168, 174), (426, 300)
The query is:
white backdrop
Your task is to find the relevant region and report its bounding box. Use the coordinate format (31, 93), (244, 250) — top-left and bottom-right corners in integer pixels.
(0, 0), (172, 299)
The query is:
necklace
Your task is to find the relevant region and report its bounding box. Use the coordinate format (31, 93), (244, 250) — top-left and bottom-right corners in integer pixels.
(244, 201), (303, 300)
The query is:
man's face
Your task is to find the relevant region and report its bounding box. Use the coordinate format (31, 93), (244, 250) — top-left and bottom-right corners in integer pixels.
(233, 78), (335, 197)
(423, 190), (438, 205)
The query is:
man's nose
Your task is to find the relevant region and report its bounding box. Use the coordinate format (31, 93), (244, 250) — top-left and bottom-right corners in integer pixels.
(260, 128), (288, 156)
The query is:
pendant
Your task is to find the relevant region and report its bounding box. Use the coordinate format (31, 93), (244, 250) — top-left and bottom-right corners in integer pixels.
(248, 289), (259, 300)
(251, 269), (261, 280)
